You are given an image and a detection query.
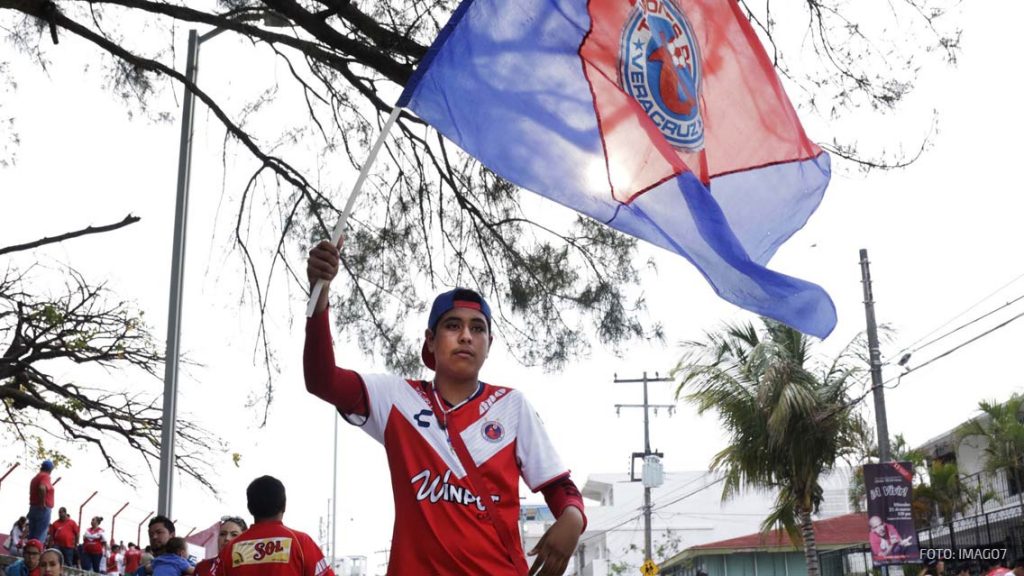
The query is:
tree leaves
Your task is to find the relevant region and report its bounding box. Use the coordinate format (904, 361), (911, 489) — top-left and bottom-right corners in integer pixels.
(672, 318), (869, 573)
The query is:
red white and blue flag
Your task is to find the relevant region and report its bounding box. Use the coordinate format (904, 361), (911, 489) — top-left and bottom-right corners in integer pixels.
(397, 0), (836, 337)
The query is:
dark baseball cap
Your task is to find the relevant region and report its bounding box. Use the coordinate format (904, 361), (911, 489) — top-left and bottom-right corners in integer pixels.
(421, 288), (492, 370)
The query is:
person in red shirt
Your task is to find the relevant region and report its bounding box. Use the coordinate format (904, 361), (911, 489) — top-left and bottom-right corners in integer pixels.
(215, 476), (331, 576)
(304, 242), (586, 575)
(47, 508), (79, 566)
(81, 516), (107, 572)
(194, 516), (248, 576)
(107, 544), (124, 575)
(27, 460), (55, 542)
(123, 544), (143, 575)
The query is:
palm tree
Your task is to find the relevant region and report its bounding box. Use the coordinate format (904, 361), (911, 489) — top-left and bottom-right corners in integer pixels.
(672, 319), (869, 576)
(956, 394), (1024, 510)
(914, 460), (975, 523)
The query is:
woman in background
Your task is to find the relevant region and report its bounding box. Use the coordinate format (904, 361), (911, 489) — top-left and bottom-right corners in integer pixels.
(9, 517), (28, 557)
(81, 517), (106, 572)
(193, 516), (248, 576)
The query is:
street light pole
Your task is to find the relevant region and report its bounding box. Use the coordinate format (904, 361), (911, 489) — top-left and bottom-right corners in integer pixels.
(158, 28), (200, 518)
(157, 14), (286, 517)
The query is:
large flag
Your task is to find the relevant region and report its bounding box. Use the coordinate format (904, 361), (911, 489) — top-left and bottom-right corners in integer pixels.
(397, 0), (836, 337)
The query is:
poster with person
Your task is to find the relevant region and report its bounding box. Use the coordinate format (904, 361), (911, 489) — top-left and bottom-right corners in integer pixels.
(864, 461), (920, 566)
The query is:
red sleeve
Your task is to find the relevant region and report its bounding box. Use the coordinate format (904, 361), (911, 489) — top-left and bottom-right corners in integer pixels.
(301, 533), (333, 576)
(303, 308), (369, 417)
(540, 475), (587, 533)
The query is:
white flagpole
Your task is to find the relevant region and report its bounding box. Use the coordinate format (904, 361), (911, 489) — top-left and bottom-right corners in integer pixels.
(306, 105), (404, 317)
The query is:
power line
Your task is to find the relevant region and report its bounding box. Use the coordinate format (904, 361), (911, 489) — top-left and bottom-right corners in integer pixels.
(578, 475), (723, 546)
(897, 308), (1024, 377)
(838, 307), (1024, 416)
(650, 476), (725, 513)
(893, 268), (1024, 358)
(908, 291), (1024, 357)
(579, 507), (644, 545)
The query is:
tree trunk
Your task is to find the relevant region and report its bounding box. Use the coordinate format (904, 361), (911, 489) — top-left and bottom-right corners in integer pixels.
(799, 506), (820, 576)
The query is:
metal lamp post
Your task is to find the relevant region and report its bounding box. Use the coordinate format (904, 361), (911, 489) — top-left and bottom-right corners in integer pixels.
(157, 12), (288, 518)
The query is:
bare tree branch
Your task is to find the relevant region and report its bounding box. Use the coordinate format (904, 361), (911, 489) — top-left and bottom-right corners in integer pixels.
(0, 265), (222, 490)
(0, 214), (141, 256)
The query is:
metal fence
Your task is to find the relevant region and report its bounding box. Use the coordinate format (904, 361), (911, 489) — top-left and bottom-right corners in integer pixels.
(917, 504), (1024, 568)
(818, 504), (1024, 576)
(955, 470), (1024, 519)
(819, 546), (874, 576)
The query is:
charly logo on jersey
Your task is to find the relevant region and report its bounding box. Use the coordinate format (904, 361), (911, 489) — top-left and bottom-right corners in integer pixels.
(410, 469), (500, 511)
(619, 0), (704, 151)
(482, 421), (504, 442)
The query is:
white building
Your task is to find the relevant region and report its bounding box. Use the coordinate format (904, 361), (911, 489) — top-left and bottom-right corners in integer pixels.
(917, 419), (1024, 516)
(334, 555), (367, 576)
(569, 469), (853, 576)
(913, 413), (1024, 561)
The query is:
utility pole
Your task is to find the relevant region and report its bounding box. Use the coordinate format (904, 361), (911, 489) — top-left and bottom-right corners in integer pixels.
(859, 249), (891, 462)
(615, 371), (674, 565)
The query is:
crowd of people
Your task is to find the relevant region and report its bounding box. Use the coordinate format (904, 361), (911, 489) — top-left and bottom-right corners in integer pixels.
(6, 469), (331, 576)
(920, 558), (1024, 576)
(6, 461), (153, 575)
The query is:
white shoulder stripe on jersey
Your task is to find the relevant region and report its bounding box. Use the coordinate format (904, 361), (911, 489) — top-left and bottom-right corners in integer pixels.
(460, 388), (520, 467)
(393, 384), (466, 477)
(359, 373), (466, 477)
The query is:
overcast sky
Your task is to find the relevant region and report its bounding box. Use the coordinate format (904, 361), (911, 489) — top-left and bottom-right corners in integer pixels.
(2, 0), (1023, 571)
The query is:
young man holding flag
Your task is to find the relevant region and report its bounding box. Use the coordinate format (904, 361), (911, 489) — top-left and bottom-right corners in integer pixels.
(304, 240), (585, 575)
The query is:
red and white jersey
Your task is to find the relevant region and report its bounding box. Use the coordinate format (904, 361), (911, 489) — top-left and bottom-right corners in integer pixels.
(216, 521), (331, 576)
(350, 374), (567, 575)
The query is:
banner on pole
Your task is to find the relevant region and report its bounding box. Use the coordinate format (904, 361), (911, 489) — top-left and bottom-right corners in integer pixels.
(864, 461), (920, 566)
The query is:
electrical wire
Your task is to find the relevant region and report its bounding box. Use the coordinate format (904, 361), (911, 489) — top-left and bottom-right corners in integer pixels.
(893, 269), (1024, 358)
(650, 476), (725, 513)
(835, 307), (1024, 418)
(906, 291), (1024, 357)
(578, 508), (645, 545)
(895, 308), (1024, 378)
(579, 472), (715, 540)
(577, 476), (725, 545)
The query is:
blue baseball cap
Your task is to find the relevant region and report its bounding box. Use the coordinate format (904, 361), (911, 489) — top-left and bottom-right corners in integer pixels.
(40, 460), (54, 471)
(421, 288), (492, 370)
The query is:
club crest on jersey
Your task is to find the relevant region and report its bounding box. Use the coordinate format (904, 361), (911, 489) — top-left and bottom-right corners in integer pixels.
(482, 421), (505, 442)
(619, 0), (704, 151)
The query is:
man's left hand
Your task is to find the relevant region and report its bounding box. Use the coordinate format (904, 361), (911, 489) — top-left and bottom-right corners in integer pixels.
(528, 506), (584, 576)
